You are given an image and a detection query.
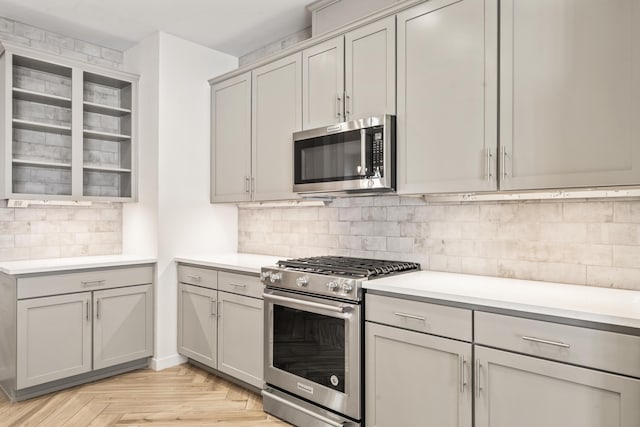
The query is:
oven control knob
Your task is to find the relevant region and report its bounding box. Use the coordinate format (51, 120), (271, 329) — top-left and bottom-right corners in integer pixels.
(296, 276), (309, 287)
(340, 283), (353, 293)
(326, 281), (339, 291)
(269, 272), (282, 283)
(260, 271), (271, 282)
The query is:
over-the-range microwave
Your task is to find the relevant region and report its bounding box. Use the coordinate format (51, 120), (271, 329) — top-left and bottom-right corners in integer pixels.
(293, 115), (396, 196)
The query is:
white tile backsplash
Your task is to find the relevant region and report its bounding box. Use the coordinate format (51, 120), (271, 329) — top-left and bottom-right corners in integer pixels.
(238, 197), (640, 291)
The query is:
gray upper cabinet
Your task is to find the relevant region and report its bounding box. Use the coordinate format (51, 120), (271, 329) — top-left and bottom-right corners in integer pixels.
(0, 42), (139, 202)
(302, 17), (396, 129)
(475, 346), (640, 427)
(302, 37), (345, 129)
(396, 0), (498, 194)
(16, 292), (92, 389)
(344, 16), (396, 121)
(500, 0), (640, 190)
(93, 284), (153, 370)
(252, 53), (302, 201)
(211, 71), (252, 203)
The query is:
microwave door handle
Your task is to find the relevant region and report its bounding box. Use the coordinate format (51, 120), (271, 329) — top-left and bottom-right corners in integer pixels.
(360, 128), (366, 177)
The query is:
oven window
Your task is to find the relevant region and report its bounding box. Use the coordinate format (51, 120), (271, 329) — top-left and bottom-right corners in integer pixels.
(273, 305), (345, 393)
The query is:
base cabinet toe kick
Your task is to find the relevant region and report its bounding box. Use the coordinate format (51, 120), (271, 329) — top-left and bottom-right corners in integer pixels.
(0, 263), (155, 402)
(365, 293), (640, 427)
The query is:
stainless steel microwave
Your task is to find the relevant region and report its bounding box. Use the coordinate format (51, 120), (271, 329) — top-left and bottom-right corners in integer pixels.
(293, 115), (396, 195)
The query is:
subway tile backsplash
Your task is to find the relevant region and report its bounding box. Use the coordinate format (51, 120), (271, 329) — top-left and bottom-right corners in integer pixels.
(238, 197), (640, 291)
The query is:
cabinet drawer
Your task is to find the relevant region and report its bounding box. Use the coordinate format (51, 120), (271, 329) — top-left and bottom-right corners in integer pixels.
(218, 271), (262, 299)
(365, 294), (472, 341)
(17, 265), (154, 299)
(475, 311), (640, 378)
(178, 265), (218, 289)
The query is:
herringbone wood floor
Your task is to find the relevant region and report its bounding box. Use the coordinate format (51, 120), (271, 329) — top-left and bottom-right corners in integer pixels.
(0, 364), (292, 426)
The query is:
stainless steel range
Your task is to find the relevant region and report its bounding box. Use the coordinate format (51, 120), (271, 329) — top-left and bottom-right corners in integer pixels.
(261, 256), (420, 427)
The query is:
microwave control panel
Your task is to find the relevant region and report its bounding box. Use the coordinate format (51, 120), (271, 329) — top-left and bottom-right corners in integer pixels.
(370, 128), (384, 177)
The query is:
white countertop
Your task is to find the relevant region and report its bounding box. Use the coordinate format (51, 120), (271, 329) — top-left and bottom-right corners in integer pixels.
(365, 270), (640, 329)
(174, 253), (284, 274)
(0, 254), (157, 275)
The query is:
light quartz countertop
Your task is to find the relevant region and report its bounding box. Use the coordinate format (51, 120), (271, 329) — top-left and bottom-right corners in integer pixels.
(365, 270), (640, 329)
(0, 254), (157, 276)
(174, 253), (285, 275)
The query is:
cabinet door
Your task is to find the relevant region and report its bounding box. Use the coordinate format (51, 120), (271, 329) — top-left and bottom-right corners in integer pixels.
(302, 37), (345, 129)
(93, 284), (153, 370)
(177, 283), (217, 368)
(218, 291), (263, 388)
(345, 16), (396, 121)
(252, 53), (302, 201)
(211, 72), (252, 202)
(366, 322), (472, 427)
(500, 0), (640, 190)
(17, 292), (92, 389)
(397, 0), (498, 194)
(475, 346), (640, 427)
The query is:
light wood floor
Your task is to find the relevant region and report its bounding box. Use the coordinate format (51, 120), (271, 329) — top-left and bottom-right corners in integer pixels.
(0, 364), (292, 426)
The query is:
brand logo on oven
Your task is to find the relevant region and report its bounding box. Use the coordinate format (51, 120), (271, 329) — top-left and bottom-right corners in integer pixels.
(297, 382), (314, 395)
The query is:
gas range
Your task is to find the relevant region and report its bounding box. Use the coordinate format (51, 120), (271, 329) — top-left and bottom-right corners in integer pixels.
(260, 256), (421, 301)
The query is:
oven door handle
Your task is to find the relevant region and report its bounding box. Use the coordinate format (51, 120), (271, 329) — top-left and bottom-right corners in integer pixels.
(264, 293), (350, 314)
(262, 390), (345, 427)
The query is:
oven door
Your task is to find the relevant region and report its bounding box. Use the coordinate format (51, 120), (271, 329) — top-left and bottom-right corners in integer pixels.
(264, 289), (361, 420)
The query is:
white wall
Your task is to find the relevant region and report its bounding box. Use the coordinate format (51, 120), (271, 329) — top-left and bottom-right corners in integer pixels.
(124, 32), (239, 370)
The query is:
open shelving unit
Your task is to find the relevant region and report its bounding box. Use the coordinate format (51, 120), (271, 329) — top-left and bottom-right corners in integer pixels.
(0, 41), (138, 201)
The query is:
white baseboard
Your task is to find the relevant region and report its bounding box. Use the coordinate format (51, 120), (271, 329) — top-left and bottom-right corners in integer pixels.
(150, 353), (187, 371)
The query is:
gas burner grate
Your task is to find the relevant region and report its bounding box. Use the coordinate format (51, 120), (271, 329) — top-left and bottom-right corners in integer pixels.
(277, 256), (420, 279)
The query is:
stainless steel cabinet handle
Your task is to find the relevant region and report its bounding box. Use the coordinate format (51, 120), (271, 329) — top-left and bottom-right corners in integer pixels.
(262, 390), (345, 427)
(86, 300), (90, 321)
(210, 299), (217, 316)
(264, 293), (348, 313)
(459, 355), (467, 393)
(345, 92), (351, 120)
(96, 299), (100, 320)
(393, 312), (426, 322)
(186, 275), (201, 282)
(231, 283), (247, 289)
(522, 336), (571, 348)
(244, 176), (250, 193)
(336, 93), (342, 119)
(475, 359), (482, 397)
(486, 148), (493, 182)
(81, 280), (105, 287)
(501, 146), (508, 180)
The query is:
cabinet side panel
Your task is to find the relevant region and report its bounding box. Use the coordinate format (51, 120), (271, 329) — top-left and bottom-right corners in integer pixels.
(0, 273), (17, 400)
(0, 52), (8, 197)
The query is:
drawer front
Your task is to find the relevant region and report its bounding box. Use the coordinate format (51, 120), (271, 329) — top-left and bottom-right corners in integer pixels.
(17, 265), (154, 299)
(475, 311), (640, 378)
(218, 271), (263, 299)
(178, 265), (218, 289)
(365, 294), (472, 341)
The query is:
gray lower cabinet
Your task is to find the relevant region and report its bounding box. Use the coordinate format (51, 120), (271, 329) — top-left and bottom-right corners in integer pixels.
(177, 264), (264, 389)
(217, 291), (263, 387)
(366, 323), (472, 427)
(474, 346), (640, 427)
(17, 292), (93, 389)
(0, 264), (155, 401)
(177, 283), (217, 367)
(93, 285), (154, 370)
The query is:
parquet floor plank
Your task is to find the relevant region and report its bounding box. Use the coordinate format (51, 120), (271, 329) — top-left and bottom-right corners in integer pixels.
(0, 364), (291, 426)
